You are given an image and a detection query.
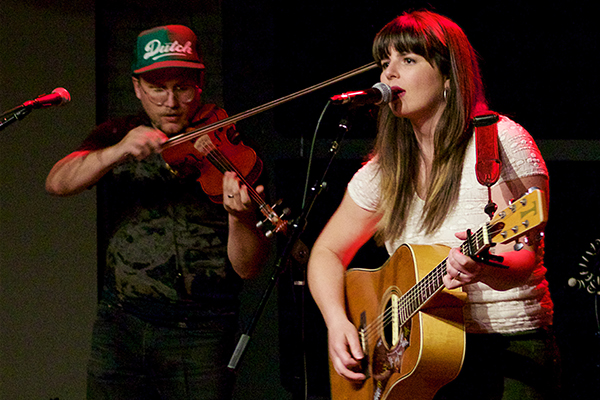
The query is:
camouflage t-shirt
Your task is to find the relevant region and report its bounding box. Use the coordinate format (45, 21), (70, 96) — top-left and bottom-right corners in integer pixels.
(79, 106), (242, 321)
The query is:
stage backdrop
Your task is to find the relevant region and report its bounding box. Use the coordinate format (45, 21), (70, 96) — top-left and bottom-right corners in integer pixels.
(1, 1), (599, 399)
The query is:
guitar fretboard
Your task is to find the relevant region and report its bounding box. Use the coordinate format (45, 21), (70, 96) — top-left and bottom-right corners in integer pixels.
(397, 225), (489, 326)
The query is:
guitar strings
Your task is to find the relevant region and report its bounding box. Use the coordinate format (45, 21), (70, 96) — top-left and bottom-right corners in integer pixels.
(357, 193), (535, 346)
(361, 227), (486, 342)
(360, 256), (452, 343)
(360, 258), (449, 343)
(359, 226), (488, 344)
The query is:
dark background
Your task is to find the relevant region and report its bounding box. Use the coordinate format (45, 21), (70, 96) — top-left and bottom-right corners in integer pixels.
(1, 1), (599, 399)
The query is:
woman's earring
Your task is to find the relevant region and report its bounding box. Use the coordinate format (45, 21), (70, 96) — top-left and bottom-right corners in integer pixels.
(443, 88), (449, 101)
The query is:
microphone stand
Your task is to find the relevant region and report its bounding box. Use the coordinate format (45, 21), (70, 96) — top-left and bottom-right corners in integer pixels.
(228, 115), (351, 372)
(0, 105), (32, 132)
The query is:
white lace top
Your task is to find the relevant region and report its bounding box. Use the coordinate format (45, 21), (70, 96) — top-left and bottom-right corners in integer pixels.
(347, 116), (553, 334)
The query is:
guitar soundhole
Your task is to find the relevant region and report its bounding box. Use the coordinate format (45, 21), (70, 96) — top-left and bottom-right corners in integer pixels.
(370, 288), (412, 400)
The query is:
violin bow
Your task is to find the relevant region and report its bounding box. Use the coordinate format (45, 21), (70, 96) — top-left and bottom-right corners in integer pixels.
(162, 61), (378, 149)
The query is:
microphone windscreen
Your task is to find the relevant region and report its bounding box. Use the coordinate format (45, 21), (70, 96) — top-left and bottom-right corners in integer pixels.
(52, 88), (71, 105)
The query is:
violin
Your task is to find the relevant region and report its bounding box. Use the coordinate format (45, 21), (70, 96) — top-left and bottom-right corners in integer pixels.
(161, 105), (287, 237)
(160, 61), (379, 237)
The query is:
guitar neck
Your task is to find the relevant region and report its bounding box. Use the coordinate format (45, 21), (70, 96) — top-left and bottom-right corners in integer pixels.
(398, 225), (489, 325)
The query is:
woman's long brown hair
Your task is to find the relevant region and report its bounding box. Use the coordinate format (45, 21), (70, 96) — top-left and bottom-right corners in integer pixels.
(371, 10), (488, 244)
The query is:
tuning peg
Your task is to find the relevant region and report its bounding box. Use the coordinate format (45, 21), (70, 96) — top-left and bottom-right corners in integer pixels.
(257, 200), (291, 237)
(265, 208), (291, 238)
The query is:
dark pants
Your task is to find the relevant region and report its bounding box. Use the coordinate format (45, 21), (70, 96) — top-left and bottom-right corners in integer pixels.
(87, 301), (237, 400)
(434, 327), (562, 400)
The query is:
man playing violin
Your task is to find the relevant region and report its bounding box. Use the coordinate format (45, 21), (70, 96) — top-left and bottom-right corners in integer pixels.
(46, 25), (271, 400)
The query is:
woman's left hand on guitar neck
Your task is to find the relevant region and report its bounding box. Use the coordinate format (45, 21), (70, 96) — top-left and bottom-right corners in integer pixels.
(444, 231), (537, 291)
(445, 175), (548, 291)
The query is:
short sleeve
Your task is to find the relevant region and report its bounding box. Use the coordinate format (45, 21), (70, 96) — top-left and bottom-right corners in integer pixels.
(497, 117), (548, 183)
(347, 159), (382, 212)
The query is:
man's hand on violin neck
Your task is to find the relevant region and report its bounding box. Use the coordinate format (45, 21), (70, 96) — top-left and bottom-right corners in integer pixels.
(222, 171), (260, 218)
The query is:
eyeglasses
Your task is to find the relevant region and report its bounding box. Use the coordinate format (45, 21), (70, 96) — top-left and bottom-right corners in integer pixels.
(137, 80), (199, 106)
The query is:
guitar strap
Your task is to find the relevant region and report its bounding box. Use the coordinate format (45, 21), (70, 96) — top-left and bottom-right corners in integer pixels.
(473, 112), (501, 219)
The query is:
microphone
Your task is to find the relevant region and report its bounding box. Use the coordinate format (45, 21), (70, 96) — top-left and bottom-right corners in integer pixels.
(0, 88), (71, 132)
(22, 88), (71, 109)
(330, 82), (402, 106)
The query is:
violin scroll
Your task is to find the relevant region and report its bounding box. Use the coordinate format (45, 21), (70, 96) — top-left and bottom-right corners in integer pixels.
(256, 199), (290, 237)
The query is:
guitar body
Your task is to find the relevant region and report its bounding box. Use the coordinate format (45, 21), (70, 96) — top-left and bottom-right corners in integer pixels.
(331, 244), (466, 400)
(330, 188), (548, 400)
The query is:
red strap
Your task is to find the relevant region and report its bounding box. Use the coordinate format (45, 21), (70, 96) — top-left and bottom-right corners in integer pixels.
(474, 113), (501, 187)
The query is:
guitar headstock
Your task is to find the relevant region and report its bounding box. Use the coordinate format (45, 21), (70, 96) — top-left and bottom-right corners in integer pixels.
(488, 187), (548, 245)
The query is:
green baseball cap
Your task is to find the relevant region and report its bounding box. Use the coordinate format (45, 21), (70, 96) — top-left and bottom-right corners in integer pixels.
(132, 25), (205, 74)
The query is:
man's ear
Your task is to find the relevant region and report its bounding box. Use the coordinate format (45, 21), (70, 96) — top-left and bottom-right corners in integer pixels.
(132, 76), (142, 100)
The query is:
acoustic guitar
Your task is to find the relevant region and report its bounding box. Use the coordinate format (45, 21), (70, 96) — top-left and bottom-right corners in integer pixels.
(331, 188), (548, 400)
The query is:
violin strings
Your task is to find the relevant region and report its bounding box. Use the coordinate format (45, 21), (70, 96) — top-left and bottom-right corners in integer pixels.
(196, 137), (265, 205)
(195, 135), (288, 233)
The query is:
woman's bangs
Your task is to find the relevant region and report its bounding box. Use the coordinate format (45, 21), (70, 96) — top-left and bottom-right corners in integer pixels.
(373, 24), (433, 64)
